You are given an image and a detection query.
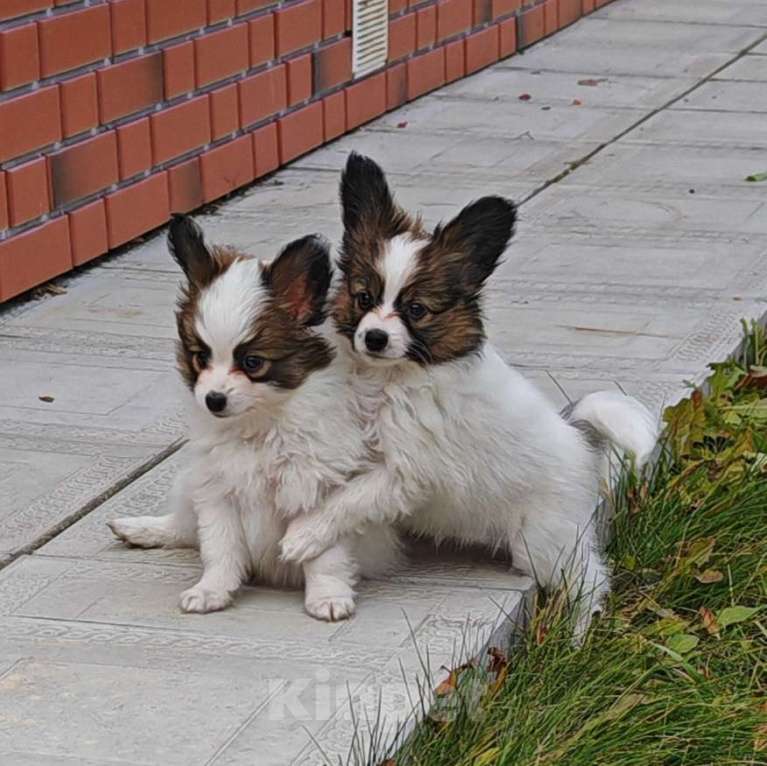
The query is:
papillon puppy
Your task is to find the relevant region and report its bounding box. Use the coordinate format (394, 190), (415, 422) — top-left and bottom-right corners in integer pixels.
(108, 215), (399, 619)
(280, 153), (658, 632)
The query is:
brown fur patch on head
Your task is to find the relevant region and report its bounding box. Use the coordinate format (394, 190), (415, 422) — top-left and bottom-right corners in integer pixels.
(232, 304), (334, 390)
(397, 196), (517, 365)
(174, 244), (243, 389)
(334, 152), (424, 342)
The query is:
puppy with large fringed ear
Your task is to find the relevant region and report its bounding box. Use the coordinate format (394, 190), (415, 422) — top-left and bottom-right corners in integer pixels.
(108, 215), (400, 619)
(280, 153), (658, 636)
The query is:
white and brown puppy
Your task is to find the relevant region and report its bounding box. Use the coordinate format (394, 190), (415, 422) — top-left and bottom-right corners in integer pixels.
(109, 215), (399, 619)
(280, 153), (658, 633)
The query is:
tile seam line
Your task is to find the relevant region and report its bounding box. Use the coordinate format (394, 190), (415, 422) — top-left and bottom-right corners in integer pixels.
(0, 438), (185, 572)
(517, 29), (767, 207)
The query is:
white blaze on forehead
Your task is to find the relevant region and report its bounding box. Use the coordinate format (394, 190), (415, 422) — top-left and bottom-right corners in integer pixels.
(379, 234), (423, 310)
(196, 258), (268, 361)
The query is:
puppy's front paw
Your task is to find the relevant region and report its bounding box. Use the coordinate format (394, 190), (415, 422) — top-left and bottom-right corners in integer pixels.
(107, 517), (163, 548)
(305, 594), (356, 622)
(280, 519), (331, 563)
(179, 585), (232, 614)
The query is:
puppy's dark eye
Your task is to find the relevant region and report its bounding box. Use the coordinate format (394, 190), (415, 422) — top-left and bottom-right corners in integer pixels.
(193, 350), (210, 369)
(242, 355), (265, 374)
(407, 302), (428, 320)
(356, 291), (373, 311)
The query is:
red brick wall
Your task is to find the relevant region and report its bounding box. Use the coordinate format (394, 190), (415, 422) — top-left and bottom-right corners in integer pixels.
(0, 0), (612, 302)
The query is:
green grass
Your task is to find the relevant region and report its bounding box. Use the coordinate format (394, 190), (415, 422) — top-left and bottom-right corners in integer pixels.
(351, 321), (767, 766)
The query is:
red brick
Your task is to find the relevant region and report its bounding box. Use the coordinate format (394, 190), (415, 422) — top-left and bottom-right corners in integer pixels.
(285, 54), (312, 106)
(323, 91), (345, 141)
(407, 47), (444, 100)
(6, 157), (49, 227)
(97, 53), (164, 123)
(210, 84), (240, 139)
(200, 135), (255, 202)
(346, 72), (386, 130)
(595, 0), (611, 7)
(0, 1), (50, 24)
(237, 0), (275, 13)
(38, 5), (111, 77)
(278, 101), (323, 163)
(0, 23), (39, 91)
(0, 173), (7, 231)
(105, 172), (170, 248)
(518, 3), (544, 47)
(544, 0), (557, 34)
(68, 199), (108, 266)
(558, 0), (580, 26)
(323, 0), (345, 38)
(389, 0), (407, 13)
(249, 14), (275, 67)
(146, 0), (206, 43)
(0, 86), (61, 163)
(275, 0), (322, 57)
(388, 13), (416, 61)
(239, 65), (286, 127)
(0, 217), (71, 301)
(344, 0), (352, 29)
(253, 123), (279, 177)
(168, 158), (203, 213)
(208, 0), (235, 23)
(151, 96), (211, 165)
(386, 63), (407, 110)
(50, 132), (119, 207)
(444, 39), (465, 82)
(60, 73), (98, 139)
(195, 23), (249, 88)
(416, 6), (436, 49)
(436, 0), (472, 41)
(313, 37), (351, 93)
(491, 0), (520, 19)
(474, 0), (492, 24)
(499, 17), (517, 57)
(116, 117), (152, 179)
(582, 0), (595, 13)
(110, 0), (147, 54)
(465, 25), (499, 74)
(163, 42), (195, 99)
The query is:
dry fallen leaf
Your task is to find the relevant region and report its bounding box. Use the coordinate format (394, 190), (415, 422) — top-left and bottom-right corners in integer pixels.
(578, 78), (607, 86)
(518, 93), (532, 101)
(572, 98), (582, 106)
(695, 569), (724, 584)
(396, 121), (408, 128)
(699, 606), (720, 636)
(38, 395), (55, 403)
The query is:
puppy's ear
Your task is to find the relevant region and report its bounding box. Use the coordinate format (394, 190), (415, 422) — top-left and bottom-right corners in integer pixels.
(263, 235), (332, 326)
(432, 197), (516, 292)
(168, 215), (217, 287)
(340, 152), (410, 240)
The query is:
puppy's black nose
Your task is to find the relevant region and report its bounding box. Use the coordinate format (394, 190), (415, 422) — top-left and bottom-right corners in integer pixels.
(205, 391), (227, 413)
(365, 329), (389, 352)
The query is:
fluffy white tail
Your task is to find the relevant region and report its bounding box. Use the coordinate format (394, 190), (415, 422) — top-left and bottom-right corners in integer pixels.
(564, 391), (659, 469)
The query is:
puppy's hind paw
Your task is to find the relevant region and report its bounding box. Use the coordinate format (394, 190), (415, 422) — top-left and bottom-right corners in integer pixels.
(305, 595), (356, 622)
(108, 517), (165, 548)
(179, 586), (233, 614)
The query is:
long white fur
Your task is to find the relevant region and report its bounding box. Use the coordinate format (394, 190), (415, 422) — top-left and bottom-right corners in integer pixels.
(109, 253), (400, 620)
(281, 235), (659, 635)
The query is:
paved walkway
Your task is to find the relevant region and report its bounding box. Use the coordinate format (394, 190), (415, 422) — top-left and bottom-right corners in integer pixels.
(1, 1), (766, 763)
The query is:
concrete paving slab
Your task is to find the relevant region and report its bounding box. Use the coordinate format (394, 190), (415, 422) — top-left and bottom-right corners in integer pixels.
(596, 0), (767, 26)
(434, 66), (697, 110)
(629, 108), (767, 148)
(677, 79), (767, 111)
(714, 55), (767, 81)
